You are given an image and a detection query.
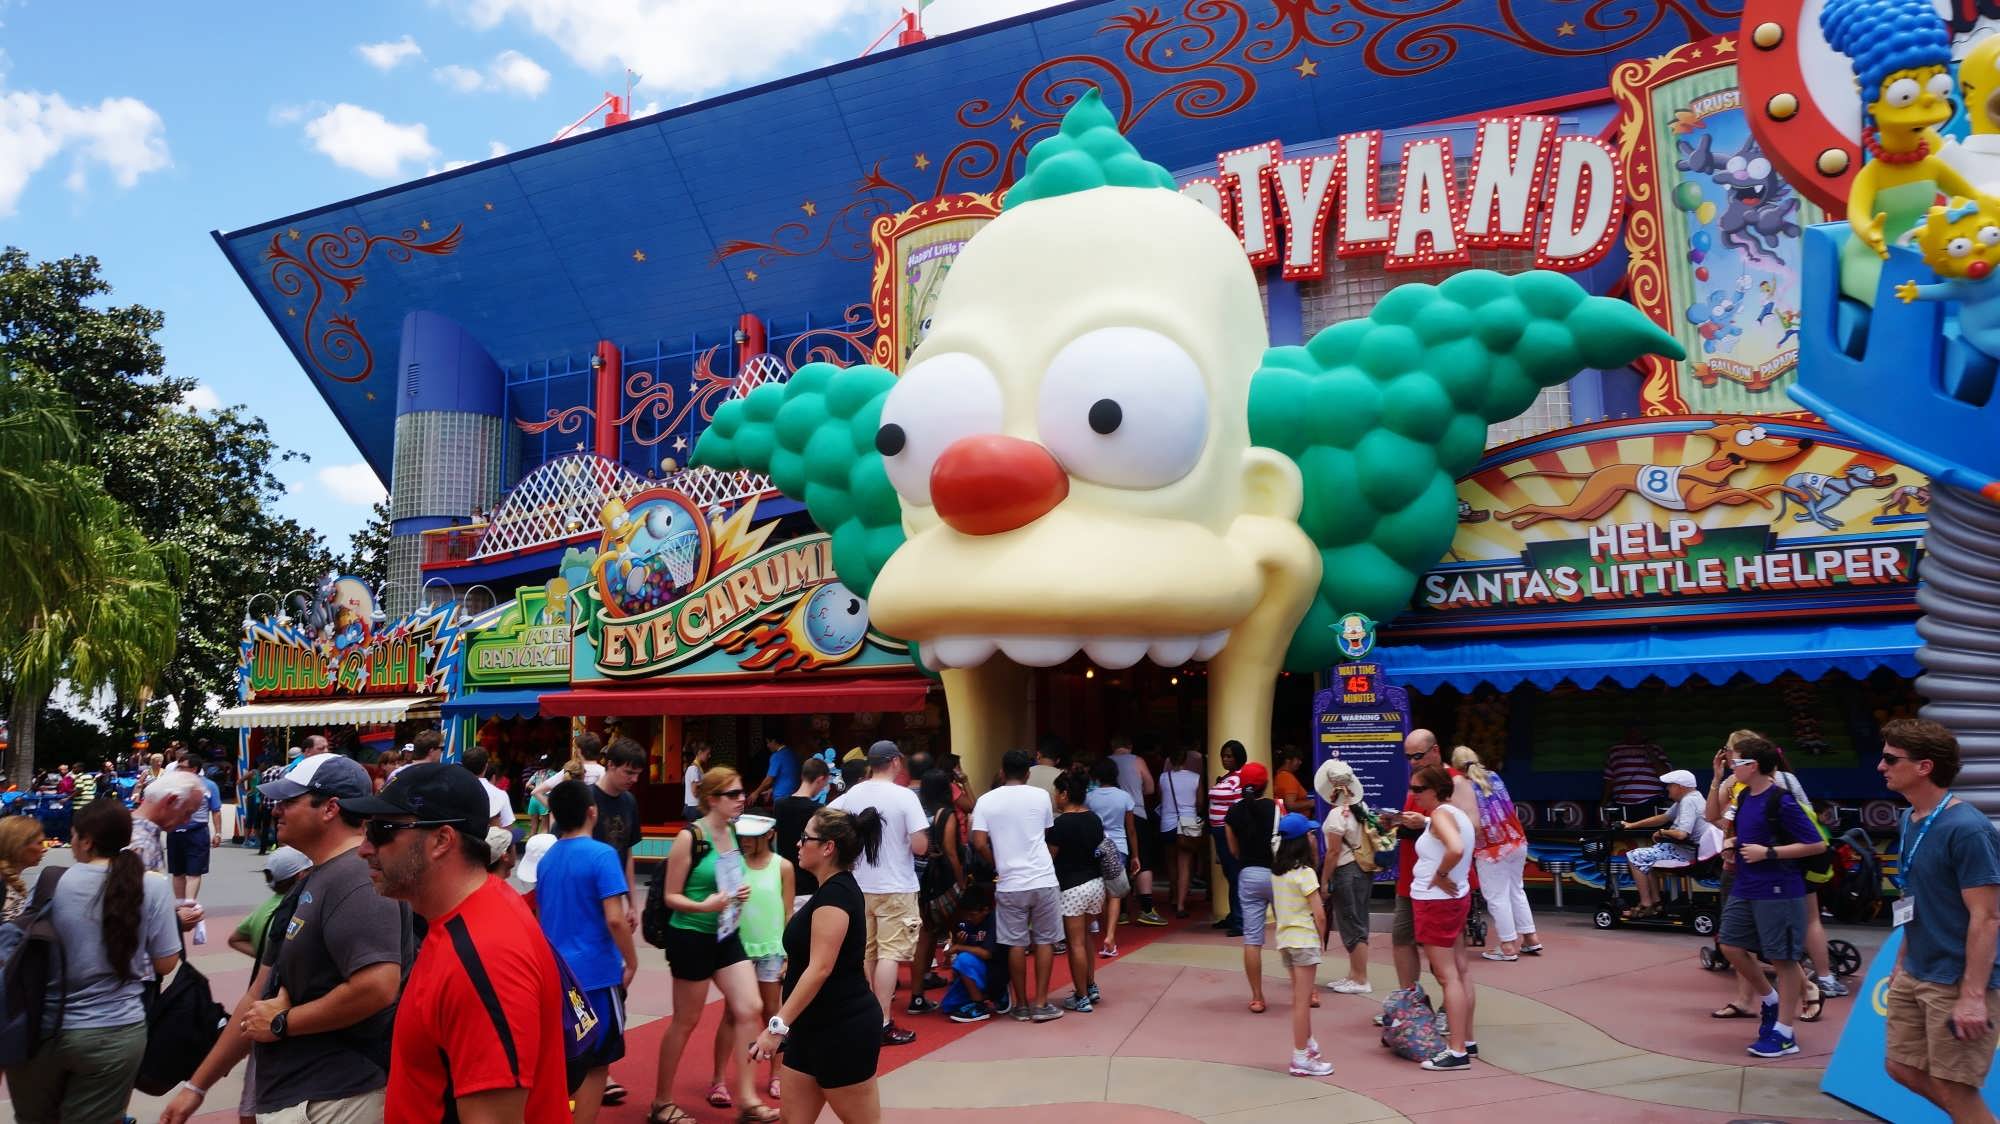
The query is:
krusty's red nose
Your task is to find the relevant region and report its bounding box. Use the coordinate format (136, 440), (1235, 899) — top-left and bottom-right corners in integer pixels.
(930, 434), (1070, 536)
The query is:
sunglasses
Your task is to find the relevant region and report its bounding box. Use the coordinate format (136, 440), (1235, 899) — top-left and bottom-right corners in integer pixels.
(1880, 751), (1911, 765)
(718, 789), (747, 800)
(1729, 759), (1755, 769)
(799, 833), (828, 845)
(1408, 785), (1429, 794)
(1404, 751), (1427, 761)
(363, 818), (456, 847)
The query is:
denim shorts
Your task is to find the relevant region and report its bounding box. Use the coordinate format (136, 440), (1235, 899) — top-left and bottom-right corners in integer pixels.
(752, 954), (785, 983)
(1238, 866), (1275, 946)
(1720, 894), (1807, 962)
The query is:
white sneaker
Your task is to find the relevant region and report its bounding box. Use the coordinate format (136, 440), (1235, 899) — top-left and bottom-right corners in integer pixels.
(1326, 978), (1374, 995)
(1289, 1051), (1335, 1077)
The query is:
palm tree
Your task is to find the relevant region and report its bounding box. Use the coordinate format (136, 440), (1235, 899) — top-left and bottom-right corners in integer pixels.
(0, 365), (92, 633)
(1, 368), (183, 790)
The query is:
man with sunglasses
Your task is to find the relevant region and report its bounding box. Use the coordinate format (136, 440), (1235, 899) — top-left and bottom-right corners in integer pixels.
(1877, 718), (2000, 1122)
(159, 754), (410, 1124)
(350, 762), (571, 1123)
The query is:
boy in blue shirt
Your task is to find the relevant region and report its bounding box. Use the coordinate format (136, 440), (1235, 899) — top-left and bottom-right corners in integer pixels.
(530, 780), (637, 1121)
(940, 886), (1011, 1022)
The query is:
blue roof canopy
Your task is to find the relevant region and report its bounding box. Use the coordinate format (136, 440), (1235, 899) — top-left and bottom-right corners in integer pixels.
(1377, 619), (1922, 694)
(441, 688), (549, 719)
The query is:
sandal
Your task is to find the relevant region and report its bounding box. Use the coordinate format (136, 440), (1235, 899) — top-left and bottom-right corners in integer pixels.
(648, 1105), (696, 1124)
(737, 1106), (781, 1124)
(1710, 1003), (1757, 1019)
(768, 1078), (781, 1100)
(1248, 999), (1267, 1013)
(603, 1081), (628, 1106)
(1800, 992), (1825, 1023)
(707, 1083), (734, 1108)
(1310, 992), (1321, 1008)
(1519, 944), (1544, 956)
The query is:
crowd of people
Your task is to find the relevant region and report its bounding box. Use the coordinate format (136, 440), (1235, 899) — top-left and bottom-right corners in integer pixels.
(7, 710), (2000, 1122)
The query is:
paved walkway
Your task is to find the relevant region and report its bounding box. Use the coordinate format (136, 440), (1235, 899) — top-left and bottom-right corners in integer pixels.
(1, 847), (1882, 1123)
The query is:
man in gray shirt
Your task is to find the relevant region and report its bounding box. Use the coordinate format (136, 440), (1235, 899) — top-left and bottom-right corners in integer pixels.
(159, 754), (409, 1124)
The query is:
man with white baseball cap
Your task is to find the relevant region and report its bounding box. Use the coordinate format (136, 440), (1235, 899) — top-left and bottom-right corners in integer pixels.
(1616, 768), (1708, 918)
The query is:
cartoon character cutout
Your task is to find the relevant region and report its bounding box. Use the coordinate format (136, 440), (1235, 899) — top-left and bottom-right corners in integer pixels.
(1898, 197), (2000, 361)
(1687, 285), (1748, 353)
(1674, 134), (1801, 266)
(1335, 613), (1378, 660)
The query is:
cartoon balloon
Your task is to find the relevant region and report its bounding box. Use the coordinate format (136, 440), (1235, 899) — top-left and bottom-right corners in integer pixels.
(1673, 180), (1705, 212)
(1689, 250), (1706, 264)
(1696, 201), (1717, 226)
(1692, 230), (1713, 252)
(1696, 266), (1710, 282)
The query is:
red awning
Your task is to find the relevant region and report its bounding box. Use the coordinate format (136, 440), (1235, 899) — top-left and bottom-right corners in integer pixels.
(540, 676), (931, 717)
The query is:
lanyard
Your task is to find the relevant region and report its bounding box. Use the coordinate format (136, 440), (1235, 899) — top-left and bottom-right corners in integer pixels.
(1898, 792), (1953, 891)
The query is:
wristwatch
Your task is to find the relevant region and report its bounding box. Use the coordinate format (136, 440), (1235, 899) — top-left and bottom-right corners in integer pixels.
(1765, 845), (1778, 862)
(766, 1015), (790, 1038)
(270, 1009), (290, 1040)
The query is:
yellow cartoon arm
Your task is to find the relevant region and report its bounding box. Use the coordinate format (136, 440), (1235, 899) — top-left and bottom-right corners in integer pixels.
(1847, 165), (1889, 257)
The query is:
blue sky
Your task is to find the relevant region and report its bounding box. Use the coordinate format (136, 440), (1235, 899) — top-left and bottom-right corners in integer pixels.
(1, 0), (1055, 551)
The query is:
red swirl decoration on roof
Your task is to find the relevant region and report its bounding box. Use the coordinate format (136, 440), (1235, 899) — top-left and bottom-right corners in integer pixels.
(263, 224), (464, 384)
(713, 0), (1740, 269)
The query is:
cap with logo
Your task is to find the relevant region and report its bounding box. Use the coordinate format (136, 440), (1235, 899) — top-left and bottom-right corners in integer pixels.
(259, 753), (374, 803)
(341, 762), (491, 837)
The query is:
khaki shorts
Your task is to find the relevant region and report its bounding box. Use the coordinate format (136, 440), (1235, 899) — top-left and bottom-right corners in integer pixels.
(1885, 972), (2000, 1089)
(258, 1090), (387, 1124)
(1281, 946), (1323, 968)
(1392, 896), (1416, 947)
(863, 891), (921, 964)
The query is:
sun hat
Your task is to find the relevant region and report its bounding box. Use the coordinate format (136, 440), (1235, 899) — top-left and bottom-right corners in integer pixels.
(516, 833), (558, 884)
(1315, 758), (1361, 806)
(735, 814), (777, 838)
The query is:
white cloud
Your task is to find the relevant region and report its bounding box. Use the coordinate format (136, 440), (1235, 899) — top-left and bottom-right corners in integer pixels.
(0, 86), (169, 216)
(434, 64), (485, 93)
(919, 0), (1068, 36)
(489, 50), (550, 96)
(268, 102), (319, 125)
(444, 0), (882, 99)
(316, 462), (389, 505)
(434, 51), (551, 97)
(302, 103), (438, 178)
(488, 139), (509, 157)
(181, 383), (222, 412)
(357, 35), (423, 70)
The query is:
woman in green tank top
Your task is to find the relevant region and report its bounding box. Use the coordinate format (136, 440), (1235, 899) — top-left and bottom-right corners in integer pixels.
(653, 766), (778, 1124)
(734, 815), (795, 1100)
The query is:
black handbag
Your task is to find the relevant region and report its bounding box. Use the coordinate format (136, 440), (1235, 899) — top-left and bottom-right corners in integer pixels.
(134, 953), (227, 1095)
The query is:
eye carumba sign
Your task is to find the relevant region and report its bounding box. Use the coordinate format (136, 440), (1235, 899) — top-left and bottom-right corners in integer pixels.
(1179, 116), (1623, 277)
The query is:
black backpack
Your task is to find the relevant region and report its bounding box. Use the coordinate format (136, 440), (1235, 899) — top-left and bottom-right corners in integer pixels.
(135, 952), (227, 1095)
(643, 824), (711, 950)
(1761, 789), (1835, 882)
(0, 866), (67, 1066)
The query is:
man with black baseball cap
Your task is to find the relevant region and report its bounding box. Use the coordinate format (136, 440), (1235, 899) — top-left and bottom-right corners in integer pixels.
(351, 763), (571, 1122)
(160, 753), (410, 1124)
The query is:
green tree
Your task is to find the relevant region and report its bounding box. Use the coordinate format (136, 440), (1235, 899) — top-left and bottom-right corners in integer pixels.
(0, 362), (93, 632)
(1, 372), (183, 789)
(339, 498), (393, 589)
(1, 248), (335, 741)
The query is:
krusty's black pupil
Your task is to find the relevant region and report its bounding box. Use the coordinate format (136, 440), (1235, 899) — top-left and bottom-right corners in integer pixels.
(876, 423), (907, 456)
(1088, 398), (1122, 435)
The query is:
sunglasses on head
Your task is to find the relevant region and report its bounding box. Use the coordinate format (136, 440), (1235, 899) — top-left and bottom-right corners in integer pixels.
(1729, 759), (1755, 769)
(363, 818), (457, 847)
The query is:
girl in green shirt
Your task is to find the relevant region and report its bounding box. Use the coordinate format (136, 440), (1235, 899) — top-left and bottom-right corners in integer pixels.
(733, 815), (794, 1100)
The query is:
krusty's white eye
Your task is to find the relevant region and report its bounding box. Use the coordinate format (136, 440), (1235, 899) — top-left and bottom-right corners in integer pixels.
(1928, 72), (1956, 97)
(1037, 326), (1209, 489)
(877, 352), (1004, 506)
(1886, 77), (1921, 107)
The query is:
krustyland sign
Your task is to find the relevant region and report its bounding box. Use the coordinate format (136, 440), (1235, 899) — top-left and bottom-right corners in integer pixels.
(565, 492), (910, 682)
(1179, 116), (1623, 277)
(1396, 417), (1930, 637)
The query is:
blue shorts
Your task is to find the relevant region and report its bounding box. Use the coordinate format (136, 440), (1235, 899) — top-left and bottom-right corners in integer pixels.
(1720, 895), (1808, 962)
(1237, 866), (1275, 946)
(168, 825), (211, 876)
(566, 986), (627, 1091)
(940, 949), (991, 1010)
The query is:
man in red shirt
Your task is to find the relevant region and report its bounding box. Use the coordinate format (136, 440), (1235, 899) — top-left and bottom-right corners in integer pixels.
(350, 763), (570, 1123)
